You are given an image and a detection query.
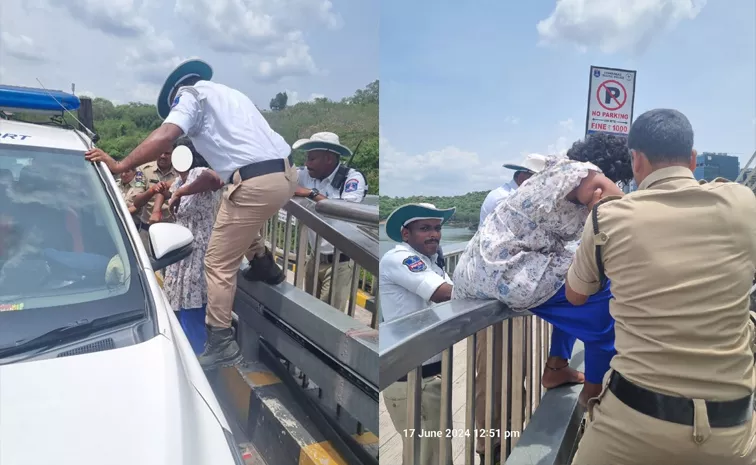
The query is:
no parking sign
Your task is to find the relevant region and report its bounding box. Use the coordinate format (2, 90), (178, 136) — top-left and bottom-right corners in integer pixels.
(585, 66), (637, 137)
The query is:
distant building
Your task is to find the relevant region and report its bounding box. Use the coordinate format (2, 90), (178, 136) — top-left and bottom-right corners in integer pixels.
(740, 168), (756, 192)
(694, 153), (740, 182)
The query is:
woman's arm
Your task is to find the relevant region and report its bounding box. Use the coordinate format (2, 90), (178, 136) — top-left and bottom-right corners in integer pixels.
(176, 169), (224, 197)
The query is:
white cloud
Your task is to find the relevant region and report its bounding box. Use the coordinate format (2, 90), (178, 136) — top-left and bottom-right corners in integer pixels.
(48, 0), (153, 38)
(537, 0), (706, 54)
(285, 90), (325, 106)
(248, 33), (319, 82)
(549, 118), (580, 156)
(121, 34), (186, 85)
(380, 135), (509, 197)
(558, 118), (574, 133)
(175, 0), (342, 82)
(504, 116), (520, 125)
(77, 90), (96, 99)
(547, 136), (571, 156)
(0, 0), (369, 108)
(1, 32), (49, 63)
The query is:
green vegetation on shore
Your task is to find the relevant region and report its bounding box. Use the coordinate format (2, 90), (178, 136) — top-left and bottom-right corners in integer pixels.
(379, 190), (488, 226)
(64, 82), (379, 193)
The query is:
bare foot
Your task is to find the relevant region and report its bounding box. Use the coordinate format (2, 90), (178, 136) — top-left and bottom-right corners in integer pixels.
(541, 356), (585, 389)
(578, 382), (603, 407)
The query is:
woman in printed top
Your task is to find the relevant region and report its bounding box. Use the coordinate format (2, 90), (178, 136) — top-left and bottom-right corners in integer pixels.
(453, 133), (633, 405)
(155, 137), (224, 354)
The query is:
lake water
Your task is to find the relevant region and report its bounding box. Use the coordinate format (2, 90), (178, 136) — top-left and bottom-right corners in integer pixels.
(379, 224), (475, 256)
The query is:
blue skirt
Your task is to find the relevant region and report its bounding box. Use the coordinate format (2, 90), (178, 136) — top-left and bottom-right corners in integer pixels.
(175, 304), (207, 355)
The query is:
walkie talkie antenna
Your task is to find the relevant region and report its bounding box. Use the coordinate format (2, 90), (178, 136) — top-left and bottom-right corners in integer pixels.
(35, 78), (98, 144)
(345, 139), (363, 168)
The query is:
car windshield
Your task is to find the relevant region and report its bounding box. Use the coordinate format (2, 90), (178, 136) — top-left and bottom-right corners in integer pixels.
(0, 143), (147, 349)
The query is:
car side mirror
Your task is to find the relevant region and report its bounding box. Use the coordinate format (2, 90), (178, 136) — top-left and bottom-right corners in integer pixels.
(148, 223), (194, 271)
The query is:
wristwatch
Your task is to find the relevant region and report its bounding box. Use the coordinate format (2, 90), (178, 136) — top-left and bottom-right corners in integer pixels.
(307, 188), (319, 200)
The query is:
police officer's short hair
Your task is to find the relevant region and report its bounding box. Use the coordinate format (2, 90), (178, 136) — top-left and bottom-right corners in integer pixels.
(627, 109), (694, 164)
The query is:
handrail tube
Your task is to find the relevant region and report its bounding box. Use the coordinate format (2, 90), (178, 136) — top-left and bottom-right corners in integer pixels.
(314, 199), (379, 227)
(378, 298), (531, 390)
(284, 198), (378, 275)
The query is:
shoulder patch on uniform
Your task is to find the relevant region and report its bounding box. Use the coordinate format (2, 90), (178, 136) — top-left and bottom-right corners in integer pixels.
(171, 95), (180, 108)
(402, 255), (427, 273)
(344, 178), (359, 193)
(134, 171), (145, 188)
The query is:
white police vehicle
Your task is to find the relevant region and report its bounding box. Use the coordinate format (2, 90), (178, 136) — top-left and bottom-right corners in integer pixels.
(0, 85), (245, 465)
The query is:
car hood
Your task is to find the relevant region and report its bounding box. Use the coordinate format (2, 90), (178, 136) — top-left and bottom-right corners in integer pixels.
(0, 334), (236, 465)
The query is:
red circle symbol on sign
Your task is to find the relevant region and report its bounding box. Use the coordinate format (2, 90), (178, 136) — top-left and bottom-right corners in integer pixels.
(596, 80), (627, 111)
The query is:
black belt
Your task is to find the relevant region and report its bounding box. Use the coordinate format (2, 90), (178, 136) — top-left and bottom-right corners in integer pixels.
(321, 253), (350, 264)
(397, 361), (442, 382)
(230, 155), (292, 184)
(137, 221), (149, 232)
(608, 371), (754, 428)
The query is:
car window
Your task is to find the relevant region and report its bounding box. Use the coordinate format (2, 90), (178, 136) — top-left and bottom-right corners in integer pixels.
(0, 143), (147, 347)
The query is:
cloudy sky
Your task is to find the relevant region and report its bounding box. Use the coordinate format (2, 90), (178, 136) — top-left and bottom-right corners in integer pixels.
(0, 0), (377, 108)
(380, 0), (756, 197)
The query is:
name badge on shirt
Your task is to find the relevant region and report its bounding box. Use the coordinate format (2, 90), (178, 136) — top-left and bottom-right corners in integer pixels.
(403, 255), (427, 273)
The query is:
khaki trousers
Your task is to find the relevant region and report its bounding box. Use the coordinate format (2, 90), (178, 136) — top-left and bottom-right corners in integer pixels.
(304, 255), (353, 311)
(205, 163), (297, 328)
(383, 376), (451, 465)
(474, 326), (504, 454)
(572, 370), (756, 465)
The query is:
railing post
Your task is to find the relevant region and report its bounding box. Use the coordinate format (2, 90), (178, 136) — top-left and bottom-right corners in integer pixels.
(465, 334), (477, 465)
(484, 324), (496, 465)
(405, 367), (423, 465)
(440, 346), (454, 465)
(294, 223), (308, 289)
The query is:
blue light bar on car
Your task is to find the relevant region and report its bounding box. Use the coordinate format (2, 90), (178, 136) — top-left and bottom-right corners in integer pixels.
(0, 85), (80, 113)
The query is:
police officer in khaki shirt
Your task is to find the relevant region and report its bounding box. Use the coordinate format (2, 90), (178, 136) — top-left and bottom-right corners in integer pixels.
(117, 168), (143, 224)
(139, 151), (178, 225)
(567, 109), (756, 465)
(129, 151), (178, 252)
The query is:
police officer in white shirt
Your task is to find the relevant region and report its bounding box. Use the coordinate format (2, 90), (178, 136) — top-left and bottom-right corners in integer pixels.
(478, 153), (547, 225)
(292, 132), (367, 311)
(85, 59), (298, 370)
(380, 202), (455, 465)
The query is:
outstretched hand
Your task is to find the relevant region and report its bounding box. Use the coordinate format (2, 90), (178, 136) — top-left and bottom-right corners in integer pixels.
(85, 148), (122, 174)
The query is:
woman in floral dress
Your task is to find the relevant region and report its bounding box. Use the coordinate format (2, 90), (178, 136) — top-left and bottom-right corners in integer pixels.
(453, 133), (633, 405)
(161, 138), (223, 354)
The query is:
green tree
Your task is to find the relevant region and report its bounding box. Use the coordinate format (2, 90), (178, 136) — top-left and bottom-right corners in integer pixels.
(269, 92), (288, 111)
(379, 190), (489, 227)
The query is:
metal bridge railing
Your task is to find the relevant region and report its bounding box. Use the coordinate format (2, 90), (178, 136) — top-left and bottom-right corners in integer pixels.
(260, 196), (380, 328)
(379, 243), (577, 465)
(230, 195), (380, 448)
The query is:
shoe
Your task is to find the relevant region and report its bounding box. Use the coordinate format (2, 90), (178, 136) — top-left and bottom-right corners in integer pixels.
(242, 247), (285, 285)
(197, 325), (243, 370)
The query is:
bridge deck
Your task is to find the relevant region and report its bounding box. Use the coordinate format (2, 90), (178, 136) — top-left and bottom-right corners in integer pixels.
(379, 339), (478, 465)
